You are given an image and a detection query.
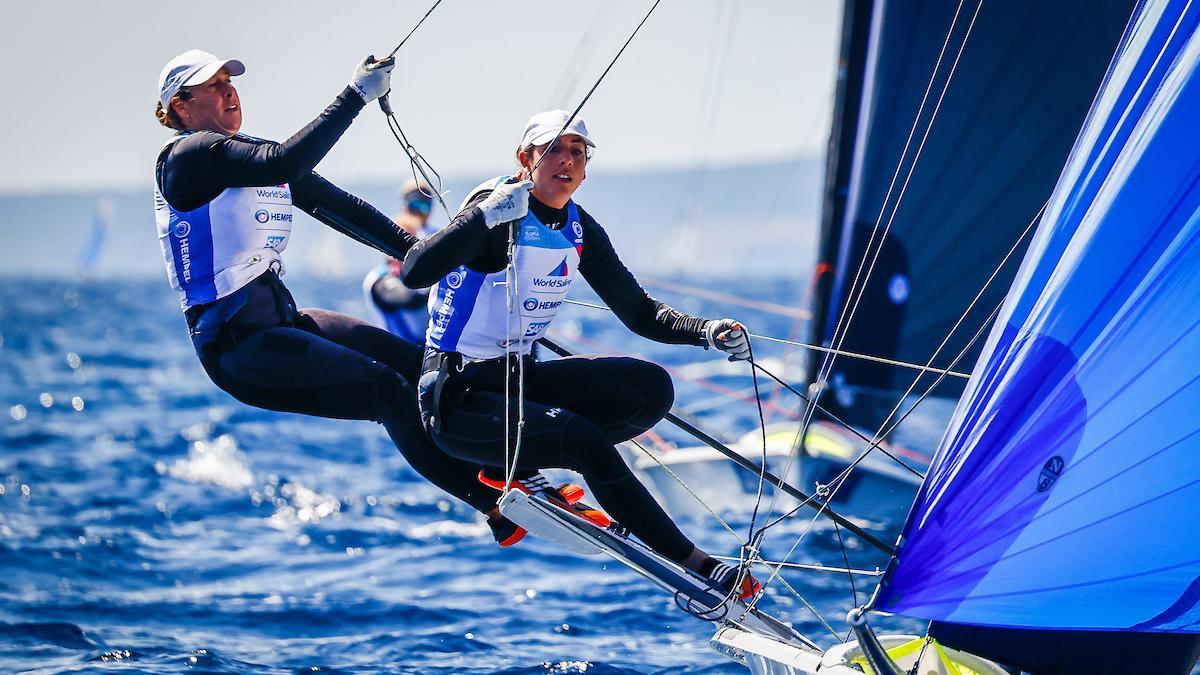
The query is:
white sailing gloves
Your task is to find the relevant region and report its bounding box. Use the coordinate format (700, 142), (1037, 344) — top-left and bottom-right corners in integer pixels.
(705, 319), (751, 361)
(349, 55), (396, 104)
(478, 179), (534, 228)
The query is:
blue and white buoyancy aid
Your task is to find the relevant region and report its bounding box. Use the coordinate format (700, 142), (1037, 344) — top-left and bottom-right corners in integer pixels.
(154, 133), (294, 309)
(362, 261), (430, 344)
(426, 177), (584, 359)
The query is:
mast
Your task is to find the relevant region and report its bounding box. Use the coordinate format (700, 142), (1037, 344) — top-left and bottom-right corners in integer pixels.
(806, 0), (874, 394)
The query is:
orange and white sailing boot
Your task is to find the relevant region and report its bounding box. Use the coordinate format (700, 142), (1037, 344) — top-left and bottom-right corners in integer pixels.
(705, 560), (763, 602)
(478, 470), (613, 528)
(487, 513), (527, 547)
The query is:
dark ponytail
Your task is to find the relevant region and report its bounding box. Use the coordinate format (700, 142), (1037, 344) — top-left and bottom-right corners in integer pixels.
(154, 88), (192, 130)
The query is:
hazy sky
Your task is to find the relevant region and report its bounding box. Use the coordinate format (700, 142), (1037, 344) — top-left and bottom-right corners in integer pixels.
(0, 0), (839, 194)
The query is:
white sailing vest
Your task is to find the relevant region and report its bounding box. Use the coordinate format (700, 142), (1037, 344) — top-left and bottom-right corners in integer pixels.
(154, 133), (293, 308)
(426, 177), (584, 359)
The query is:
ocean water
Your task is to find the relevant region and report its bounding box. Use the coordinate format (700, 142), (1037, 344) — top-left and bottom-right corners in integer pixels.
(0, 275), (922, 674)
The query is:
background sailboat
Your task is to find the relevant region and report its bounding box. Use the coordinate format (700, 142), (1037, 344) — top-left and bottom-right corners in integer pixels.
(627, 0), (1136, 529)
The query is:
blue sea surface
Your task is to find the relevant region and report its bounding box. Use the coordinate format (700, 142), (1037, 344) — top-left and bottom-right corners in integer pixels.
(0, 275), (919, 673)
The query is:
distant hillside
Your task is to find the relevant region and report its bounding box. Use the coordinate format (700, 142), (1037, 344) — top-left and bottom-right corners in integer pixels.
(0, 156), (823, 280)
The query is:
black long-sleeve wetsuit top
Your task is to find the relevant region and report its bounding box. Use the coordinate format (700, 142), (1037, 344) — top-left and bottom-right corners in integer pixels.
(402, 191), (710, 347)
(156, 86), (416, 261)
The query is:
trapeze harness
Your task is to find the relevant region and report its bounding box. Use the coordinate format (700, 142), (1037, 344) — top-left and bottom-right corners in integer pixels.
(409, 179), (710, 564)
(152, 91), (499, 516)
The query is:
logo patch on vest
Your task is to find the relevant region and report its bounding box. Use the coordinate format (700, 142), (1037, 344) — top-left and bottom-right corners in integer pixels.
(522, 297), (562, 312)
(173, 220), (191, 238)
(524, 320), (549, 336)
(532, 257), (572, 290)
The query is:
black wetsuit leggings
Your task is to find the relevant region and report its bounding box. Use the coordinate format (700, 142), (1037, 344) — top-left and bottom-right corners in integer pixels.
(418, 351), (696, 563)
(188, 273), (496, 515)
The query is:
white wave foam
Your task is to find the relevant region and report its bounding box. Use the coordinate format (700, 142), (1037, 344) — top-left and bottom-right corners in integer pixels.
(408, 519), (488, 541)
(165, 434), (254, 490)
(265, 481), (342, 530)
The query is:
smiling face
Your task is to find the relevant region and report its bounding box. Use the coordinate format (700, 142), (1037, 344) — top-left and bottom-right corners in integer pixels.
(171, 69), (242, 135)
(517, 135), (589, 208)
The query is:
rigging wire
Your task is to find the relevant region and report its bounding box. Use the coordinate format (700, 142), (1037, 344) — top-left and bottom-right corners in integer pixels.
(627, 439), (744, 543)
(665, 337), (773, 623)
(788, 1), (985, 529)
(671, 0), (740, 272)
(746, 361), (922, 477)
(502, 0), (666, 494)
(750, 333), (970, 379)
(808, 0), (975, 410)
(752, 196), (1045, 536)
(832, 521), (858, 639)
(525, 0), (665, 177)
(383, 115), (450, 216)
(553, 310), (926, 477)
(383, 0), (444, 58)
(501, 229), (521, 495)
(711, 187), (1036, 518)
(816, 299), (1003, 521)
(814, 200), (1046, 496)
(627, 396), (865, 635)
(539, 322), (907, 647)
(819, 0), (986, 381)
(907, 633), (936, 675)
(537, 337), (874, 633)
(743, 296), (1004, 618)
(554, 303), (900, 638)
(710, 556), (882, 576)
(538, 336), (895, 554)
(740, 165), (1040, 581)
(376, 0), (452, 217)
(760, 297), (1002, 534)
(560, 298), (968, 380)
(734, 340), (772, 609)
(545, 3), (613, 107)
(641, 278), (812, 319)
(740, 2), (988, 608)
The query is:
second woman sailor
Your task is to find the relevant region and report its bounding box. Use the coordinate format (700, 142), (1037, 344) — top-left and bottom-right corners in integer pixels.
(402, 110), (757, 598)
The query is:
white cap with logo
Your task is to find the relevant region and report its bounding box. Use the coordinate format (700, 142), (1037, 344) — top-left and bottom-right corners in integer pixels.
(519, 110), (596, 150)
(158, 49), (245, 108)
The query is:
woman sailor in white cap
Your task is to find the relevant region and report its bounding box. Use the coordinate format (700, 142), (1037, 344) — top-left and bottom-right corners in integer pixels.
(152, 49), (508, 533)
(402, 110), (757, 599)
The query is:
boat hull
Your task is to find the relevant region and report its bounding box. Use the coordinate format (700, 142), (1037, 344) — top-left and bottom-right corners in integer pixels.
(623, 421), (924, 528)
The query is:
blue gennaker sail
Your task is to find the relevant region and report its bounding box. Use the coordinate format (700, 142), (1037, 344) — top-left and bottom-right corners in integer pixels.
(873, 0), (1200, 663)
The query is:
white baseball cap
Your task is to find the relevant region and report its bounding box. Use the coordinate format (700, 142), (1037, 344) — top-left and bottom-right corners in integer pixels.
(519, 110), (596, 149)
(158, 49), (245, 108)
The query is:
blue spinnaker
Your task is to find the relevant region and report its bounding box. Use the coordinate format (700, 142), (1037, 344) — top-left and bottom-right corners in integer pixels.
(874, 0), (1200, 632)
